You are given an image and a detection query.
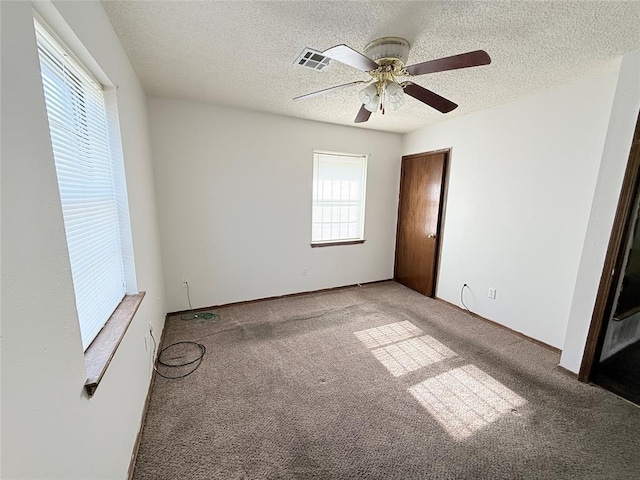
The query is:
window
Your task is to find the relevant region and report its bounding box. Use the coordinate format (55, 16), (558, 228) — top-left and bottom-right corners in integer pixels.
(35, 19), (135, 351)
(311, 151), (367, 245)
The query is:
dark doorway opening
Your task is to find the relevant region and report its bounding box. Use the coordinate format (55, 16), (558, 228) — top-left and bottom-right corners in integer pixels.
(580, 112), (640, 406)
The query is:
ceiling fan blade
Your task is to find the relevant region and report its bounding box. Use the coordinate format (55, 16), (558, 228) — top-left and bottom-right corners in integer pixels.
(322, 44), (378, 72)
(406, 50), (491, 76)
(354, 104), (371, 123)
(293, 81), (365, 101)
(403, 82), (458, 113)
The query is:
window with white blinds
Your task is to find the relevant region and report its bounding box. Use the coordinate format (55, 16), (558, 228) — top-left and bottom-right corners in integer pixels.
(35, 20), (132, 350)
(311, 151), (368, 243)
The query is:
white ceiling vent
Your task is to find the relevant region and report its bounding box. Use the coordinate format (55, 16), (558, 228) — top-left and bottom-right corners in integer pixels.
(295, 48), (330, 71)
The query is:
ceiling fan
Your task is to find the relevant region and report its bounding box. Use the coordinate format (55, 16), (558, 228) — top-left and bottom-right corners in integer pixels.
(293, 37), (491, 123)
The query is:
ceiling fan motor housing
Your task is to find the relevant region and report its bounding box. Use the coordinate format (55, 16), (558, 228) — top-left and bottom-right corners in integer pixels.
(364, 37), (410, 66)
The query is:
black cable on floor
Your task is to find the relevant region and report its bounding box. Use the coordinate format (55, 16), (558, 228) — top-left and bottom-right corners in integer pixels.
(461, 283), (472, 313)
(150, 330), (206, 379)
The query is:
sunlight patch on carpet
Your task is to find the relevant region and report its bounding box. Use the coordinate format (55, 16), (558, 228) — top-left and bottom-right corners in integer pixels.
(354, 321), (423, 349)
(409, 364), (527, 441)
(371, 335), (457, 376)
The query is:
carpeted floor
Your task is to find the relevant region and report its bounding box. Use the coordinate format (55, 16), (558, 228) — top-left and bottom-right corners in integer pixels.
(133, 281), (640, 479)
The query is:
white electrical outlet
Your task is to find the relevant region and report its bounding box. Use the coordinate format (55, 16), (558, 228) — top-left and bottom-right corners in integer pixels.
(488, 288), (497, 299)
(302, 266), (308, 276)
(182, 279), (188, 288)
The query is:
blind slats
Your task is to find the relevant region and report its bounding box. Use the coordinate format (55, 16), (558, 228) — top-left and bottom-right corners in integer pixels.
(312, 152), (367, 243)
(36, 21), (126, 350)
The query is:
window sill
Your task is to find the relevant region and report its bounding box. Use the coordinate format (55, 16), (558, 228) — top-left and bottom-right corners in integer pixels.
(310, 239), (366, 248)
(84, 292), (145, 397)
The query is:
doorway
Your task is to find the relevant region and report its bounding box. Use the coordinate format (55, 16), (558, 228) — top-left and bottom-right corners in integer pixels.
(580, 112), (640, 404)
(394, 149), (449, 297)
(590, 186), (640, 404)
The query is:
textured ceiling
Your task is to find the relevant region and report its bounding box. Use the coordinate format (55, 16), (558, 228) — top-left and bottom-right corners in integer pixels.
(102, 1), (640, 134)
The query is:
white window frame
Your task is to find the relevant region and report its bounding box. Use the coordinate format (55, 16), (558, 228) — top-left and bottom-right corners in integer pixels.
(311, 150), (368, 246)
(34, 17), (137, 351)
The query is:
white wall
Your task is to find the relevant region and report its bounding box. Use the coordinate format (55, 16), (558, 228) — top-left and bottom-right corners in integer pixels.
(148, 97), (402, 312)
(403, 70), (620, 349)
(1, 1), (166, 479)
(561, 51), (640, 372)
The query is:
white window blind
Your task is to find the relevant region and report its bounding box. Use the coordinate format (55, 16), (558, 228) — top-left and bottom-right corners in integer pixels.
(35, 21), (127, 350)
(312, 151), (367, 243)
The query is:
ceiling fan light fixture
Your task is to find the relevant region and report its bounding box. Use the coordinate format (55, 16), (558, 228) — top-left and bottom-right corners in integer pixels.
(358, 83), (378, 104)
(364, 94), (380, 112)
(387, 94), (405, 111)
(386, 81), (404, 103)
(383, 81), (405, 111)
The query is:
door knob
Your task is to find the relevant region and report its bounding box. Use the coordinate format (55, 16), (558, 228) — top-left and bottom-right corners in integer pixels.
(427, 234), (436, 239)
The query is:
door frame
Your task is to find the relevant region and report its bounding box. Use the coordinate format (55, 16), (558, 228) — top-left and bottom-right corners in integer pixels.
(579, 113), (640, 382)
(394, 148), (451, 298)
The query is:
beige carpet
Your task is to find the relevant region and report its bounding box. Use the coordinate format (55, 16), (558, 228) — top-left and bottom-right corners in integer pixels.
(134, 281), (640, 479)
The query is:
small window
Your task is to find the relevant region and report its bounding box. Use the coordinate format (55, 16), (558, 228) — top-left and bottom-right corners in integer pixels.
(311, 151), (368, 245)
(35, 19), (136, 351)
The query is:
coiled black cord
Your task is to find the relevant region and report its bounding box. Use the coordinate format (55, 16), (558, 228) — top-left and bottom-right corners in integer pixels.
(150, 330), (206, 379)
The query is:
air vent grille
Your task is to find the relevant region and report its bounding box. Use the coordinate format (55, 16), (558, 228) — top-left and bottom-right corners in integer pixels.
(295, 48), (330, 71)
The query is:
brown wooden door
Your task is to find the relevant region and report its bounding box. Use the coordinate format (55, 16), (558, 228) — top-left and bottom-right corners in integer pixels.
(394, 151), (448, 297)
